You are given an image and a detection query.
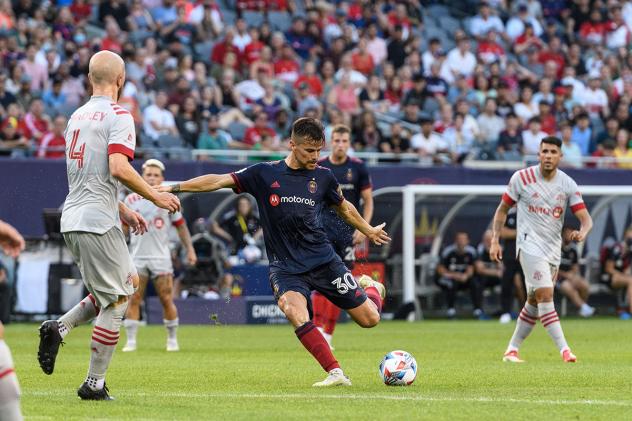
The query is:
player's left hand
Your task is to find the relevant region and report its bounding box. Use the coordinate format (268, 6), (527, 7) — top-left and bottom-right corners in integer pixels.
(352, 230), (366, 245)
(121, 209), (148, 235)
(187, 249), (198, 266)
(0, 221), (25, 258)
(569, 230), (586, 242)
(367, 223), (391, 245)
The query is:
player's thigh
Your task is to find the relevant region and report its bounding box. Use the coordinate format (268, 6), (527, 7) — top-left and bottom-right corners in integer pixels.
(153, 274), (175, 299)
(309, 259), (368, 311)
(64, 229), (135, 308)
(269, 270), (312, 319)
(518, 251), (555, 297)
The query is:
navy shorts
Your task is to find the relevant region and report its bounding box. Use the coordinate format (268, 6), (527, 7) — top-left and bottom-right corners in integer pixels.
(269, 258), (368, 316)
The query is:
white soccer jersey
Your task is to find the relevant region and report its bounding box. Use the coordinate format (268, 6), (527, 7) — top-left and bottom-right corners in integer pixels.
(502, 165), (585, 265)
(61, 96), (136, 234)
(124, 192), (184, 260)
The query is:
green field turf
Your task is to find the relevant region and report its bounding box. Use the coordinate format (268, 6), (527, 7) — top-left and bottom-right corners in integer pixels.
(7, 319), (632, 420)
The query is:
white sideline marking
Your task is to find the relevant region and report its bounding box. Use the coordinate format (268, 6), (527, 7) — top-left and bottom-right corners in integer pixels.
(24, 391), (632, 407)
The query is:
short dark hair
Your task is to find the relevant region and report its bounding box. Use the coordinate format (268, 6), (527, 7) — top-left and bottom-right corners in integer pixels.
(541, 136), (562, 148)
(331, 124), (351, 136)
(291, 117), (325, 145)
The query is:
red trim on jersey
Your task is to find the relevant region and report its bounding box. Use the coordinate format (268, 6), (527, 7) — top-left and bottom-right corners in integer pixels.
(172, 218), (185, 227)
(529, 168), (537, 184)
(230, 172), (244, 193)
(0, 368), (15, 379)
(360, 183), (372, 191)
(519, 171), (528, 185)
(571, 203), (586, 213)
(502, 193), (516, 206)
(108, 144), (134, 161)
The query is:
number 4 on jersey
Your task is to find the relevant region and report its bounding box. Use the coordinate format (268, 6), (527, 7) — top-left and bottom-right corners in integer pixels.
(68, 129), (85, 168)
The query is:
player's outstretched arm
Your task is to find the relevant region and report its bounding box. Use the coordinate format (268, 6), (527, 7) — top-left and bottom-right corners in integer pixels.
(159, 173), (236, 193)
(176, 222), (197, 266)
(570, 208), (593, 243)
(0, 220), (25, 258)
(109, 153), (181, 213)
(332, 199), (391, 245)
(490, 201), (511, 262)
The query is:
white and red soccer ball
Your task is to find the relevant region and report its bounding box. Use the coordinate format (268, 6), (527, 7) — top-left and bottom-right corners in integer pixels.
(379, 350), (417, 386)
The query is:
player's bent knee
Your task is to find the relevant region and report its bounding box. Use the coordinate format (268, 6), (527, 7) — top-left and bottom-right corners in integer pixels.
(358, 312), (380, 328)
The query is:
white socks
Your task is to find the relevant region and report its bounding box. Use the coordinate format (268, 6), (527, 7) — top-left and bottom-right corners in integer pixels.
(123, 319), (140, 346)
(539, 302), (569, 352)
(0, 340), (22, 421)
(507, 303), (538, 352)
(164, 318), (178, 341)
(58, 294), (99, 339)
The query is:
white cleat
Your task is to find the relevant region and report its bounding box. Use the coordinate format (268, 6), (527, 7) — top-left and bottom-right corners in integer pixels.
(358, 275), (386, 299)
(122, 342), (136, 352)
(312, 368), (352, 387)
(502, 350), (525, 363)
(166, 339), (180, 352)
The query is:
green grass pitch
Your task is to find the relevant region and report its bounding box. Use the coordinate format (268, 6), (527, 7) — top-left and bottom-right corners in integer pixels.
(8, 319), (632, 420)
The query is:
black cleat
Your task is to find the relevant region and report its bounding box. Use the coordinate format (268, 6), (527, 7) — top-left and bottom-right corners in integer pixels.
(77, 382), (114, 401)
(37, 320), (64, 375)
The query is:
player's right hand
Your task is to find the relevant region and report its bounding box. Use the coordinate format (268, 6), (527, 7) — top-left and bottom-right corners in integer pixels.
(489, 241), (503, 263)
(0, 221), (25, 258)
(153, 192), (181, 213)
(367, 223), (391, 245)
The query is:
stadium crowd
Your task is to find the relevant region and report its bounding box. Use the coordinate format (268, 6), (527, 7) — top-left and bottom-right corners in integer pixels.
(1, 0), (632, 166)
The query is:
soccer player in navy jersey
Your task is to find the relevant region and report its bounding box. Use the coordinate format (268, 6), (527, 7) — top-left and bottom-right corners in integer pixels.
(159, 117), (390, 386)
(312, 124), (374, 349)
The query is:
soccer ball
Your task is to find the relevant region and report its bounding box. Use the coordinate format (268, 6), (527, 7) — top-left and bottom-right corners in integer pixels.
(379, 350), (417, 386)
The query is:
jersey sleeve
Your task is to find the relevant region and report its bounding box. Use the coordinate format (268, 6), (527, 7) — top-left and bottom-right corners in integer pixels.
(358, 162), (372, 191)
(230, 163), (262, 194)
(107, 113), (136, 161)
(567, 178), (586, 213)
(502, 171), (522, 206)
(170, 210), (185, 227)
(324, 170), (344, 206)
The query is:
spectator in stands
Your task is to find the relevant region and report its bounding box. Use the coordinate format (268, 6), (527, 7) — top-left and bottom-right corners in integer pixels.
(211, 195), (263, 260)
(175, 96), (201, 149)
(614, 128), (632, 169)
(538, 100), (557, 135)
(600, 227), (632, 319)
(560, 121), (583, 168)
(387, 24), (407, 69)
(581, 74), (609, 120)
(143, 90), (179, 142)
(444, 33), (476, 83)
(0, 117), (28, 157)
(0, 73), (16, 109)
(425, 62), (449, 104)
(327, 73), (359, 118)
(514, 85), (539, 124)
(42, 78), (66, 111)
(443, 113), (475, 163)
(379, 122), (411, 155)
(436, 231), (478, 319)
(232, 18), (251, 53)
(101, 18), (124, 54)
(522, 116), (548, 155)
(366, 23), (387, 67)
(596, 116), (620, 147)
(557, 226), (595, 317)
(20, 97), (49, 144)
(353, 110), (383, 152)
(211, 28), (240, 67)
(37, 115), (66, 159)
(293, 60), (322, 98)
(99, 0), (129, 31)
(359, 74), (386, 113)
(477, 97), (505, 144)
(570, 112), (593, 156)
(197, 114), (247, 156)
(579, 9), (606, 46)
(422, 37), (442, 75)
(18, 44), (47, 93)
(285, 16), (313, 60)
(255, 80), (283, 122)
(403, 73), (427, 111)
(295, 81), (321, 117)
(243, 111), (276, 148)
(477, 30), (505, 65)
(469, 1), (505, 40)
(274, 44), (300, 84)
(497, 113), (523, 160)
(410, 117), (447, 160)
(474, 229), (503, 320)
(160, 6), (198, 53)
(351, 38), (375, 77)
(506, 4), (543, 40)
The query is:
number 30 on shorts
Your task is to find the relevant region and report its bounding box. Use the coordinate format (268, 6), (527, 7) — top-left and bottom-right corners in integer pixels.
(331, 273), (358, 295)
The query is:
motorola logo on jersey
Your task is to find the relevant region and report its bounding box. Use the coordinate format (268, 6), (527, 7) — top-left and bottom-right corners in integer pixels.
(527, 205), (564, 219)
(281, 196), (315, 206)
(269, 194), (280, 207)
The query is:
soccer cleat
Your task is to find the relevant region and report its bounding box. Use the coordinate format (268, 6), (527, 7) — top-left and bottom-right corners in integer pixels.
(502, 350), (525, 363)
(312, 368), (352, 387)
(77, 382), (114, 401)
(166, 339), (179, 352)
(561, 348), (577, 363)
(122, 342), (137, 352)
(358, 275), (385, 299)
(38, 320), (64, 375)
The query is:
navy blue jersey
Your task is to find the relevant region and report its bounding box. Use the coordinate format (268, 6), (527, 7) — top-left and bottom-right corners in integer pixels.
(231, 160), (344, 274)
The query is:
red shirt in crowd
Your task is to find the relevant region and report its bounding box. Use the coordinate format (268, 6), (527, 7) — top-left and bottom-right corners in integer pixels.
(101, 37), (123, 54)
(293, 75), (323, 97)
(243, 126), (276, 146)
(538, 50), (565, 77)
(477, 41), (505, 63)
(244, 40), (265, 64)
(579, 21), (607, 44)
(20, 113), (48, 141)
(211, 41), (241, 67)
(37, 131), (65, 159)
(273, 58), (300, 79)
(351, 52), (374, 76)
(70, 2), (92, 22)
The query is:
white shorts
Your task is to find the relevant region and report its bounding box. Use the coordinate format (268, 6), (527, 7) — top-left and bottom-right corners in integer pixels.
(63, 227), (136, 307)
(133, 258), (173, 279)
(518, 250), (558, 295)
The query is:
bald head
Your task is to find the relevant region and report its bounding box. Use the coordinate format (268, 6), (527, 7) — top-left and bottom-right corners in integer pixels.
(88, 50), (125, 87)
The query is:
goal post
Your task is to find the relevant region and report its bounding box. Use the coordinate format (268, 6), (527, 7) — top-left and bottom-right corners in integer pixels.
(401, 184), (632, 320)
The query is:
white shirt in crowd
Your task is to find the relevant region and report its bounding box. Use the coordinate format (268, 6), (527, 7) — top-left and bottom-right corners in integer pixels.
(505, 17), (543, 40)
(521, 129), (548, 155)
(444, 48), (477, 83)
(468, 14), (504, 38)
(143, 104), (176, 140)
(410, 131), (447, 155)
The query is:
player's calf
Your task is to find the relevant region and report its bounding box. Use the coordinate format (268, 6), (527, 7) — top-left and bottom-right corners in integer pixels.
(0, 339), (23, 420)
